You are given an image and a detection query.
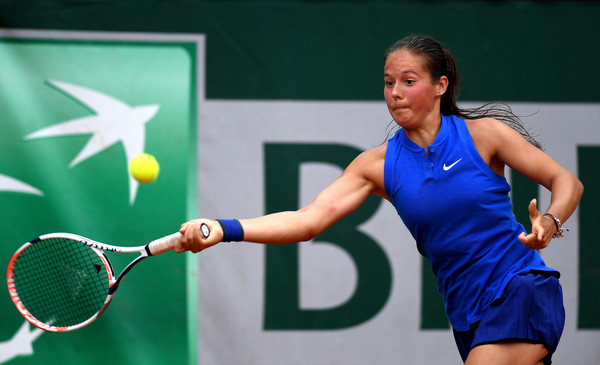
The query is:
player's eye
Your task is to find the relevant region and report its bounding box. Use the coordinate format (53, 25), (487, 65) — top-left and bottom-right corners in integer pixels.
(405, 79), (415, 85)
(384, 80), (394, 87)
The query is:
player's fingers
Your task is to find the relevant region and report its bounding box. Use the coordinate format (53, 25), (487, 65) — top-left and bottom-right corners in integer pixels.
(528, 198), (538, 220)
(189, 222), (205, 253)
(174, 233), (187, 253)
(518, 231), (531, 244)
(518, 231), (538, 248)
(179, 220), (197, 234)
(537, 226), (546, 242)
(176, 219), (223, 253)
(176, 221), (201, 253)
(519, 231), (550, 250)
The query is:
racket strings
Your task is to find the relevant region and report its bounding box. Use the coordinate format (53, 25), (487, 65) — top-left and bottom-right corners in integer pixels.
(12, 237), (110, 327)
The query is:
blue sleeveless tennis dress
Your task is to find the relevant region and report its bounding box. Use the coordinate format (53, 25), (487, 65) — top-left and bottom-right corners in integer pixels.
(383, 114), (557, 331)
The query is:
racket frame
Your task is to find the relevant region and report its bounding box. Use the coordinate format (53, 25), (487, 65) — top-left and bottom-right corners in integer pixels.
(7, 232), (155, 332)
(7, 227), (199, 333)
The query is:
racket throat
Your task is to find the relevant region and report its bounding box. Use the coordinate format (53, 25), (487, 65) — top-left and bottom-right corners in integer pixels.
(108, 256), (147, 295)
(108, 282), (119, 295)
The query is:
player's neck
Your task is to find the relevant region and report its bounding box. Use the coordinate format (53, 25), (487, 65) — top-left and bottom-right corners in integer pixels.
(403, 114), (442, 151)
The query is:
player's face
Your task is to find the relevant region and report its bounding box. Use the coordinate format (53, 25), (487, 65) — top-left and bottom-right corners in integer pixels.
(384, 50), (442, 129)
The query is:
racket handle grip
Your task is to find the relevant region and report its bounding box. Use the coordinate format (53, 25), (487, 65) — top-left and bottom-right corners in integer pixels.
(147, 232), (181, 256)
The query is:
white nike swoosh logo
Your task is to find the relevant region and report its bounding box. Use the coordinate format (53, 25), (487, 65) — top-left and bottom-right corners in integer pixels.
(443, 158), (462, 171)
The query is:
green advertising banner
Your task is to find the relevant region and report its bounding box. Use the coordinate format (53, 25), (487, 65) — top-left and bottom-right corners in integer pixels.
(0, 31), (202, 364)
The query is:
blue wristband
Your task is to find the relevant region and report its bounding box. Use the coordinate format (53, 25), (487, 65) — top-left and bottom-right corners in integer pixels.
(216, 219), (244, 242)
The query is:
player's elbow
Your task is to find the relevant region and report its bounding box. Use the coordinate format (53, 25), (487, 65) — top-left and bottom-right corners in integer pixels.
(296, 204), (338, 242)
(299, 225), (326, 243)
(565, 171), (584, 201)
(577, 178), (584, 198)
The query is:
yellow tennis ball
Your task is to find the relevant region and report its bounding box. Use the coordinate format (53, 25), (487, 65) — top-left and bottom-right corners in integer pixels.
(129, 153), (159, 183)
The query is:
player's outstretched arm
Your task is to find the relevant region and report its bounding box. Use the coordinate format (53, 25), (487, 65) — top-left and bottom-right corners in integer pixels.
(176, 146), (387, 253)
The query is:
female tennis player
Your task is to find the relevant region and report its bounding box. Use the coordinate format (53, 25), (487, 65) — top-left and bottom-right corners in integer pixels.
(176, 35), (583, 365)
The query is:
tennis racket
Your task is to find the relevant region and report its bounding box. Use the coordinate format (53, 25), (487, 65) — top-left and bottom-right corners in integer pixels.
(6, 223), (210, 332)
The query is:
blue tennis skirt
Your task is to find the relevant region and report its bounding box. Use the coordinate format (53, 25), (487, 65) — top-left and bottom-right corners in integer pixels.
(453, 271), (565, 364)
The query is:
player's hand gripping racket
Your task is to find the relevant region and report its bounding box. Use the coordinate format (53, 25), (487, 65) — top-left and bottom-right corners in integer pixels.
(6, 223), (210, 332)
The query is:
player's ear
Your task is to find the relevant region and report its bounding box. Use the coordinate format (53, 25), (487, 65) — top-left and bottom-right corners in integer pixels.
(437, 76), (448, 96)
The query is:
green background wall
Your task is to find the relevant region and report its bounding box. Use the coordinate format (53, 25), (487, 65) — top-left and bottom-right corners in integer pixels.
(2, 1), (598, 102)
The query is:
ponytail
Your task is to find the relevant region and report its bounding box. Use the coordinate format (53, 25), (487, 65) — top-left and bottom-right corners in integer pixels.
(440, 49), (460, 117)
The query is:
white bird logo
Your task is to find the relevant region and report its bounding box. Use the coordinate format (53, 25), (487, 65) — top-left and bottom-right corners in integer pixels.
(0, 321), (46, 363)
(25, 80), (160, 204)
(0, 174), (43, 196)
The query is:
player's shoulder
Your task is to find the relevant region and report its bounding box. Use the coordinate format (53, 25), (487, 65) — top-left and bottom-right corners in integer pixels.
(344, 143), (387, 180)
(465, 116), (506, 131)
(354, 143), (387, 165)
(348, 143), (387, 197)
(465, 117), (516, 142)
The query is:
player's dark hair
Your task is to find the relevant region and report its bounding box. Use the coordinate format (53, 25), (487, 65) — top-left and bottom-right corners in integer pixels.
(383, 34), (542, 149)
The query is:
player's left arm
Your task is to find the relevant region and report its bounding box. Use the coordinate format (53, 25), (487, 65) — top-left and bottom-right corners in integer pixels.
(469, 118), (584, 249)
